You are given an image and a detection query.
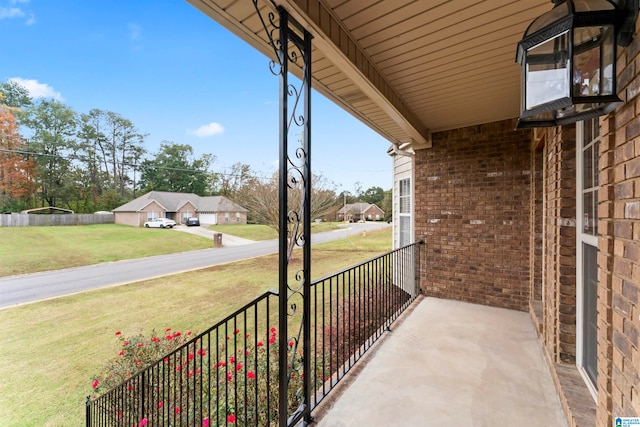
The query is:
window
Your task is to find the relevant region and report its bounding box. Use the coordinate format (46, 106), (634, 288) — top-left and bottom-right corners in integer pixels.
(225, 212), (229, 224)
(399, 178), (411, 247)
(399, 179), (411, 214)
(147, 211), (159, 221)
(236, 212), (240, 223)
(577, 117), (599, 399)
(581, 119), (599, 235)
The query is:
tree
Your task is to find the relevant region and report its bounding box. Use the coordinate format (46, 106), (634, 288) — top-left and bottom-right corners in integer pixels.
(380, 189), (392, 222)
(236, 171), (337, 233)
(75, 110), (148, 205)
(104, 112), (147, 196)
(77, 109), (109, 205)
(216, 162), (259, 197)
(353, 181), (363, 199)
(0, 80), (32, 109)
(0, 100), (35, 211)
(361, 186), (385, 205)
(20, 99), (77, 208)
(140, 141), (215, 195)
(337, 190), (356, 205)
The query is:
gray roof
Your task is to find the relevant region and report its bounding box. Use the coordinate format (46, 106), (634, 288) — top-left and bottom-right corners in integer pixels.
(113, 191), (247, 213)
(337, 203), (384, 215)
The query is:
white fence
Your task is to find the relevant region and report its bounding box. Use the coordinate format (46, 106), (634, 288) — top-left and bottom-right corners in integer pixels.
(0, 213), (115, 227)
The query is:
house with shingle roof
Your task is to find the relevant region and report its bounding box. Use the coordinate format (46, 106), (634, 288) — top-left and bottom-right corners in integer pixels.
(336, 202), (384, 223)
(112, 191), (248, 227)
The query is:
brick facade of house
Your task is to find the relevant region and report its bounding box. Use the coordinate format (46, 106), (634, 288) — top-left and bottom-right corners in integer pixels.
(595, 32), (640, 423)
(543, 126), (578, 364)
(531, 147), (544, 302)
(414, 119), (532, 312)
(412, 109), (640, 424)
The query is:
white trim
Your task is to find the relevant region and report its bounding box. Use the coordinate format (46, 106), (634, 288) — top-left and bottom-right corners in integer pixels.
(398, 177), (412, 247)
(391, 153), (414, 249)
(576, 119), (599, 402)
(542, 143), (547, 303)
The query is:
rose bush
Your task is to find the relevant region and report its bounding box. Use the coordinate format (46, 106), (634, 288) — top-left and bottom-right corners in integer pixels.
(89, 327), (317, 426)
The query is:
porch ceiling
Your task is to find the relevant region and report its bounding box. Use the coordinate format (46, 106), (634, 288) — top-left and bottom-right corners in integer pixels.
(187, 0), (551, 148)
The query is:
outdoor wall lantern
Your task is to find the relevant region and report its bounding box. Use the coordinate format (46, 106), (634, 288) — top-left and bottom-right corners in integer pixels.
(516, 0), (638, 128)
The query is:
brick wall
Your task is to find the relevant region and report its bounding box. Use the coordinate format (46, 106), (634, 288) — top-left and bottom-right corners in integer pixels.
(543, 126), (578, 364)
(414, 119), (531, 311)
(531, 147), (544, 301)
(595, 29), (640, 424)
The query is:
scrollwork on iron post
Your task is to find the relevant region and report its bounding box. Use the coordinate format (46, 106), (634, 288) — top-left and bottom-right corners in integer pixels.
(252, 1), (313, 425)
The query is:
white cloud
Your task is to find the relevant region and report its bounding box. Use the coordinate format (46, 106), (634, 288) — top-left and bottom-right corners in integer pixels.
(189, 122), (225, 138)
(128, 23), (141, 41)
(8, 77), (63, 101)
(1, 1), (34, 25)
(0, 7), (24, 19)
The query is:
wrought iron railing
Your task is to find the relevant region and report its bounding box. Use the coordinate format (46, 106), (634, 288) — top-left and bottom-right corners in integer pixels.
(307, 241), (422, 411)
(86, 242), (422, 426)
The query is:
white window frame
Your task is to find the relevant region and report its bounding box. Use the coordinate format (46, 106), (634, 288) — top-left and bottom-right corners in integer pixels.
(398, 177), (412, 247)
(576, 119), (599, 402)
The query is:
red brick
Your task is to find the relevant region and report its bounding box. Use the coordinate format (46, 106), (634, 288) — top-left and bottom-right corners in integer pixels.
(416, 119), (531, 312)
(622, 281), (639, 304)
(625, 201), (640, 219)
(627, 157), (640, 179)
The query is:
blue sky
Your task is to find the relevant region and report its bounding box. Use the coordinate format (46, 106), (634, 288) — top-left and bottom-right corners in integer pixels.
(0, 0), (393, 193)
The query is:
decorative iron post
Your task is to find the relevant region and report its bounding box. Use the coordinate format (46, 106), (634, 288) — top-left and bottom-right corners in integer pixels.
(250, 3), (312, 425)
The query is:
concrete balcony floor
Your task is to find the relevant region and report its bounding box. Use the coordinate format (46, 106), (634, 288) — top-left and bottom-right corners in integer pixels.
(314, 297), (567, 427)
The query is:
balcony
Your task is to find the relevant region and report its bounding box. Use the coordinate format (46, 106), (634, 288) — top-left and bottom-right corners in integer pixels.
(314, 297), (568, 426)
(86, 242), (567, 426)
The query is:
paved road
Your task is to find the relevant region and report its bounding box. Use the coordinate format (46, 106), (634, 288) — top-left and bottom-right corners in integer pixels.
(0, 222), (390, 309)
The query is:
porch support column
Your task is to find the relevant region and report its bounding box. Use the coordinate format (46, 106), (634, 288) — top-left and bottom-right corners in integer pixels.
(275, 6), (313, 426)
(277, 9), (290, 424)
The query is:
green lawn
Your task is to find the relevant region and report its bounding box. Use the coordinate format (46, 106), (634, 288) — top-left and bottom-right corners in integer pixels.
(0, 228), (391, 427)
(0, 222), (347, 277)
(0, 224), (213, 277)
(208, 221), (343, 240)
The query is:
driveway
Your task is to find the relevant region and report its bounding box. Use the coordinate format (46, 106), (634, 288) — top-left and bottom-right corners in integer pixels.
(0, 222), (391, 309)
(172, 224), (255, 246)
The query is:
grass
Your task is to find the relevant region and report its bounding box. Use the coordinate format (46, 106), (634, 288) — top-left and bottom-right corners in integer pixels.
(0, 227), (391, 427)
(0, 224), (213, 277)
(208, 222), (343, 241)
(0, 222), (347, 277)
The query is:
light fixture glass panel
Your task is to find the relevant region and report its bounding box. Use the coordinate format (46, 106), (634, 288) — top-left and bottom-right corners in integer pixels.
(573, 26), (615, 97)
(574, 0), (615, 12)
(526, 31), (570, 109)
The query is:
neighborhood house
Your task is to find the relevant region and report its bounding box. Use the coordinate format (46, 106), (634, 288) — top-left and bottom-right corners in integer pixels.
(336, 202), (384, 222)
(112, 191), (248, 227)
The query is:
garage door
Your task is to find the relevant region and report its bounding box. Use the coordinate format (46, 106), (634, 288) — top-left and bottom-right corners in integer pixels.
(199, 213), (217, 224)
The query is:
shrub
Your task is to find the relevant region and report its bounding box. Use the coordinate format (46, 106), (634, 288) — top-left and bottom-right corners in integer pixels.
(89, 327), (316, 426)
(91, 328), (190, 394)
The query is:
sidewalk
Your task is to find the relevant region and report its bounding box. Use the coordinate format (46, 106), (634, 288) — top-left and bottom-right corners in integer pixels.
(314, 297), (568, 427)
